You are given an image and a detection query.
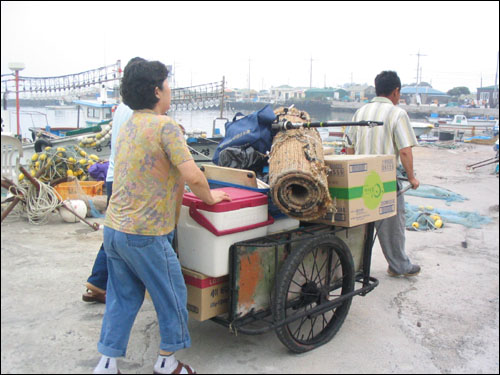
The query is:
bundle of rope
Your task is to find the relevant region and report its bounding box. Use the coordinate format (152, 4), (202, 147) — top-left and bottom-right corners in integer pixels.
(7, 176), (62, 225)
(269, 108), (334, 221)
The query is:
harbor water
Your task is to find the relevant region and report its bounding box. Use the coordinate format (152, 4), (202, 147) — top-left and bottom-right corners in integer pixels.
(3, 104), (355, 141)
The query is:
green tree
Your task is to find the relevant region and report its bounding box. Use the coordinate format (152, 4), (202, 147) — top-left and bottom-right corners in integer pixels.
(447, 87), (470, 96)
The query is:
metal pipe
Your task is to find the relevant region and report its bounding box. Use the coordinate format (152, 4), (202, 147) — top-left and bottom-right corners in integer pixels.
(59, 202), (100, 231)
(471, 159), (499, 170)
(466, 157), (498, 168)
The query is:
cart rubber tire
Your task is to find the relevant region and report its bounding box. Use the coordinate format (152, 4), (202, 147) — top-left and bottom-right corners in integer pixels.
(272, 233), (355, 353)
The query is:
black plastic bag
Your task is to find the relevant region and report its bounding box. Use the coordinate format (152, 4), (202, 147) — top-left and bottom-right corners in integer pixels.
(218, 145), (267, 175)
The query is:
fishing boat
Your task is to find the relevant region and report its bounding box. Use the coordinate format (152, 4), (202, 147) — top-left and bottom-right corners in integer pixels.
(427, 114), (498, 128)
(184, 119), (226, 164)
(411, 121), (434, 138)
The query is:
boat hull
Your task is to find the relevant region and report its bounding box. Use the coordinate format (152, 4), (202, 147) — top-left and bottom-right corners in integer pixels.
(186, 137), (221, 164)
(411, 122), (434, 138)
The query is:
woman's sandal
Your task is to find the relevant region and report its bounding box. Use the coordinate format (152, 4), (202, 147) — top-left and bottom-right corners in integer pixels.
(82, 288), (106, 304)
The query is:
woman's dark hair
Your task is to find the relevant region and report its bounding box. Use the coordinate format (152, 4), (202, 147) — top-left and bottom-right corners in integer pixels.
(120, 58), (169, 110)
(374, 71), (401, 96)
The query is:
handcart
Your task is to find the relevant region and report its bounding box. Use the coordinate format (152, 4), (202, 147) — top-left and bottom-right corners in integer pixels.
(209, 221), (379, 353)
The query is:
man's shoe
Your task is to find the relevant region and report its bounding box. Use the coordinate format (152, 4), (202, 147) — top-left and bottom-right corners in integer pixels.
(83, 282), (106, 303)
(82, 289), (106, 303)
(387, 264), (421, 277)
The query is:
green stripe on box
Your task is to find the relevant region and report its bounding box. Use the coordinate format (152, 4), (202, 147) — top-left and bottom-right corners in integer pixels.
(329, 180), (397, 200)
(329, 186), (363, 200)
(383, 180), (397, 193)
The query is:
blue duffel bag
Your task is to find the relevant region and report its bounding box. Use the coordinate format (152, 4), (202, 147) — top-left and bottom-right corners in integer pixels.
(212, 105), (276, 165)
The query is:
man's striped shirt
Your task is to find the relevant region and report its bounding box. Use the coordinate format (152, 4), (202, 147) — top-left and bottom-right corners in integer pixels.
(344, 97), (418, 163)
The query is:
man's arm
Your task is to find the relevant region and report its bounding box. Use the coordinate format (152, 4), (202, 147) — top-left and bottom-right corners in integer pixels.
(177, 160), (231, 205)
(399, 146), (420, 189)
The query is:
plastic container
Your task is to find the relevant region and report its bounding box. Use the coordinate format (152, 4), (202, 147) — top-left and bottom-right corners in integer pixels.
(207, 179), (285, 218)
(267, 216), (300, 234)
(54, 180), (104, 201)
(177, 187), (274, 277)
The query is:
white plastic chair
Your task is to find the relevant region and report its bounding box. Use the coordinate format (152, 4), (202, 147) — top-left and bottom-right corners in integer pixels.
(1, 135), (24, 184)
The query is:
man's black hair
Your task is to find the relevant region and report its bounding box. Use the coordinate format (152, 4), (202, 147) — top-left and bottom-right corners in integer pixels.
(120, 58), (169, 110)
(375, 71), (401, 97)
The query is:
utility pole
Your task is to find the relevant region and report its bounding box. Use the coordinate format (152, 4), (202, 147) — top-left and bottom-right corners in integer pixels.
(412, 50), (427, 104)
(173, 61), (176, 89)
(248, 57), (251, 101)
(309, 56), (314, 88)
(8, 62), (25, 137)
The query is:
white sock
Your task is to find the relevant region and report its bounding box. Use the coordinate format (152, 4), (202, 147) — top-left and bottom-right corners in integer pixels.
(154, 354), (178, 374)
(93, 356), (118, 374)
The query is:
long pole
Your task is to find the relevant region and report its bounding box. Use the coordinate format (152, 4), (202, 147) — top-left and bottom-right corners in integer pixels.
(15, 70), (20, 136)
(272, 120), (384, 131)
(219, 76), (225, 119)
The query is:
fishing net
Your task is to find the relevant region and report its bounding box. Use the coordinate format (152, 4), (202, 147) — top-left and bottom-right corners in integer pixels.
(402, 183), (468, 205)
(418, 141), (460, 149)
(405, 203), (492, 231)
(22, 144), (101, 184)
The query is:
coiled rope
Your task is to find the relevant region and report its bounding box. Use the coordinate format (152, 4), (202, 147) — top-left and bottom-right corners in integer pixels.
(10, 179), (62, 225)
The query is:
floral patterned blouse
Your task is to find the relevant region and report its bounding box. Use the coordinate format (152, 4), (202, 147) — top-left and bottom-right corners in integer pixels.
(104, 109), (193, 235)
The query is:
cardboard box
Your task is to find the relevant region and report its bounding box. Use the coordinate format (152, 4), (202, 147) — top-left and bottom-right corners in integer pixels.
(321, 155), (397, 227)
(182, 267), (229, 321)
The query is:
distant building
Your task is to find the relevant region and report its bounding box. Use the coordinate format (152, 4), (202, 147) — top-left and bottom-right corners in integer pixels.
(224, 88), (236, 100)
(477, 85), (499, 108)
(344, 84), (376, 101)
(304, 88), (350, 101)
(305, 88), (334, 100)
(270, 85), (306, 102)
(232, 88), (258, 101)
(400, 86), (449, 105)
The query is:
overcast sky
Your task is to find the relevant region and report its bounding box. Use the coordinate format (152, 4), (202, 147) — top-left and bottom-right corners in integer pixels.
(1, 1), (499, 93)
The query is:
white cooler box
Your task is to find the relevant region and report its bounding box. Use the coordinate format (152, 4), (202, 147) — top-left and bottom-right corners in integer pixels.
(177, 187), (274, 277)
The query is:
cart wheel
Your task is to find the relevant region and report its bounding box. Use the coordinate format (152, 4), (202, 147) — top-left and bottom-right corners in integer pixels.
(272, 234), (355, 353)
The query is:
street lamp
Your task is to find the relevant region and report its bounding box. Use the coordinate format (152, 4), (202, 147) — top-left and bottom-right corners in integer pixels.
(8, 62), (25, 137)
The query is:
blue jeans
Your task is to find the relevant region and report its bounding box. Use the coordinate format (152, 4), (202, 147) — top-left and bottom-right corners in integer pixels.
(98, 227), (190, 357)
(87, 181), (113, 290)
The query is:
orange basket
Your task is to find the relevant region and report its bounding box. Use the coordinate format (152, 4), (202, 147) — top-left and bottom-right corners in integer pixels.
(54, 180), (104, 201)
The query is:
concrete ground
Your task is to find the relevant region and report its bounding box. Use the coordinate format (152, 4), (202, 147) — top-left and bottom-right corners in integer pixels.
(1, 143), (499, 374)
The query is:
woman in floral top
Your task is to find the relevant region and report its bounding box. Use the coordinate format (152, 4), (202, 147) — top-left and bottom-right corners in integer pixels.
(93, 58), (230, 375)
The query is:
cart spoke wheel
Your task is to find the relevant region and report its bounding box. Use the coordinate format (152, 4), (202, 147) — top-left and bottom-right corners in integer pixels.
(272, 234), (355, 353)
